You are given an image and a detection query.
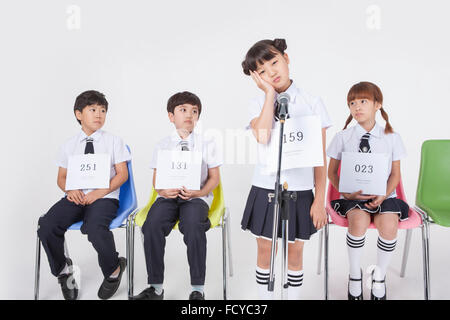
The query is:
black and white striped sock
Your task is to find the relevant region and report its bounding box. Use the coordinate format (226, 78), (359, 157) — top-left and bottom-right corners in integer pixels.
(256, 267), (273, 300)
(287, 270), (303, 300)
(373, 236), (397, 298)
(375, 236), (397, 279)
(347, 233), (365, 296)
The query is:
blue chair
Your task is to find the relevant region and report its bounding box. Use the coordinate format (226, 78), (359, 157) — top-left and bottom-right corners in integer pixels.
(34, 146), (138, 300)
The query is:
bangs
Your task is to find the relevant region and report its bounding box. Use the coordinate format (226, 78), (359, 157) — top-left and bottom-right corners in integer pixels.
(347, 82), (382, 105)
(242, 41), (280, 75)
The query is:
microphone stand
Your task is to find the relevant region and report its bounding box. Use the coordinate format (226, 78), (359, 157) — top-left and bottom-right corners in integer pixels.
(267, 102), (297, 300)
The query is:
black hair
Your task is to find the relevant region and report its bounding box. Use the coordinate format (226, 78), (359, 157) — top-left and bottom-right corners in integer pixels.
(167, 91), (202, 117)
(73, 90), (108, 124)
(241, 38), (287, 75)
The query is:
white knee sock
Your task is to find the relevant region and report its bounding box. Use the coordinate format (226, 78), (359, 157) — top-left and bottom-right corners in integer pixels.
(373, 236), (397, 298)
(256, 266), (273, 300)
(346, 233), (365, 296)
(287, 269), (303, 300)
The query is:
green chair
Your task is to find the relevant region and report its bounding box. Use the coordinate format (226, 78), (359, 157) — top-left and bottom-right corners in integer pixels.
(126, 181), (233, 299)
(414, 140), (450, 299)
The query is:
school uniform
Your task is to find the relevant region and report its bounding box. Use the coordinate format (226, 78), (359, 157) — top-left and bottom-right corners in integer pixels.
(38, 129), (131, 278)
(241, 81), (332, 242)
(142, 131), (222, 286)
(326, 122), (409, 221)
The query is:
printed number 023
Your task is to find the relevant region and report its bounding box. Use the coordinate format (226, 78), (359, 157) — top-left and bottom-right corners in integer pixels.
(354, 164), (373, 173)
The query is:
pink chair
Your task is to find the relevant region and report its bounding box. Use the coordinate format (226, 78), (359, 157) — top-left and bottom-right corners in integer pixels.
(317, 176), (428, 299)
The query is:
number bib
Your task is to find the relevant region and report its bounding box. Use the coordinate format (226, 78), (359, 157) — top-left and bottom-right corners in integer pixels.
(339, 152), (389, 196)
(155, 150), (202, 190)
(65, 154), (111, 191)
(262, 115), (324, 174)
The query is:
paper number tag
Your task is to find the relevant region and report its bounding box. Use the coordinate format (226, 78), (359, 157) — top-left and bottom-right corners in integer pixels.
(262, 115), (324, 174)
(65, 153), (111, 190)
(339, 152), (389, 196)
(155, 150), (202, 190)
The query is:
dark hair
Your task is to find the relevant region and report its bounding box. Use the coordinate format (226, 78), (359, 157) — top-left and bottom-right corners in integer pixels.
(167, 91), (202, 117)
(73, 90), (108, 124)
(343, 81), (393, 134)
(241, 38), (287, 75)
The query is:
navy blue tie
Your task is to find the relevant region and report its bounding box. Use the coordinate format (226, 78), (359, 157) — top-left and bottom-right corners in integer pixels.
(180, 140), (189, 151)
(85, 137), (94, 154)
(359, 133), (371, 153)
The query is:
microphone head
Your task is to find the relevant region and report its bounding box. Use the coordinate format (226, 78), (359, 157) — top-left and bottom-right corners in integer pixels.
(277, 92), (290, 104)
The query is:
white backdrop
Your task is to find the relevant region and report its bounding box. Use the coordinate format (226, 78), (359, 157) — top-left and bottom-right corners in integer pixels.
(1, 0), (449, 300)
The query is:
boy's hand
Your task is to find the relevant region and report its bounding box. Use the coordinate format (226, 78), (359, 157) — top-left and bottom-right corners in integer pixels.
(157, 189), (180, 199)
(365, 195), (386, 210)
(342, 190), (377, 201)
(310, 200), (328, 230)
(250, 70), (276, 96)
(178, 186), (201, 200)
(67, 190), (85, 206)
(84, 189), (108, 205)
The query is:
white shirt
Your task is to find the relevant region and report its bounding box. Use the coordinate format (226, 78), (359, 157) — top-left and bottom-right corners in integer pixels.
(247, 81), (332, 191)
(149, 130), (223, 207)
(56, 129), (132, 200)
(326, 122), (407, 198)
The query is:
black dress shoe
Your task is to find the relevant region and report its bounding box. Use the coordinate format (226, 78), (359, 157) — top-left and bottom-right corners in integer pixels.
(348, 269), (363, 300)
(98, 257), (127, 300)
(130, 287), (164, 300)
(371, 270), (387, 300)
(57, 258), (78, 301)
(189, 291), (205, 300)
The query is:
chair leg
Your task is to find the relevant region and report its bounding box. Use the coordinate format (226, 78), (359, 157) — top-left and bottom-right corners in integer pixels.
(400, 229), (413, 278)
(324, 222), (329, 300)
(421, 219), (431, 300)
(127, 214), (135, 299)
(226, 209), (233, 278)
(34, 233), (41, 300)
(64, 239), (70, 258)
(317, 229), (323, 275)
(222, 212), (227, 300)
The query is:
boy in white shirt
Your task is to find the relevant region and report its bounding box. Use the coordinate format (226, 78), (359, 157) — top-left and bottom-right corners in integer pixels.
(38, 90), (131, 300)
(131, 91), (222, 301)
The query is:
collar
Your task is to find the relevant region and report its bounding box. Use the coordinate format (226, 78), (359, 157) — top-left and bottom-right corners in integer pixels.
(355, 122), (383, 138)
(79, 129), (102, 143)
(171, 130), (195, 145)
(275, 80), (299, 104)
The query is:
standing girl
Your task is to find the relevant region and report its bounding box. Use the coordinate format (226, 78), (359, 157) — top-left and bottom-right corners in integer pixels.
(240, 39), (332, 300)
(327, 81), (409, 300)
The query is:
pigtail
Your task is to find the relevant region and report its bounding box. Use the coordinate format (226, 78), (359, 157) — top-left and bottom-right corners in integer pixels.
(343, 114), (353, 130)
(380, 107), (394, 134)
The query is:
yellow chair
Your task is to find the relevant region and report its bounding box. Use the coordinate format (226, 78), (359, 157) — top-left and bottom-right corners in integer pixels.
(126, 181), (233, 299)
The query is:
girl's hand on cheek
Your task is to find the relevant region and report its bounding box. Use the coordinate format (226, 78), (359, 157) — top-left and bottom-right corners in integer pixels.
(250, 71), (275, 96)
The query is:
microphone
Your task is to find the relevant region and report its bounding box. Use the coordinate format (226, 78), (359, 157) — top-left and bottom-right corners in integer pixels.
(276, 92), (290, 120)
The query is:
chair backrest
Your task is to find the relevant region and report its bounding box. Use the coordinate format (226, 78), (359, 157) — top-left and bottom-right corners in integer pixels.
(416, 140), (450, 224)
(68, 145), (137, 230)
(326, 164), (421, 229)
(134, 181), (225, 229)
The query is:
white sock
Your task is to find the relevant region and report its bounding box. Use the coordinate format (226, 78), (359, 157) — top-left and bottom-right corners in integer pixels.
(373, 236), (397, 298)
(58, 263), (69, 276)
(192, 285), (204, 294)
(346, 233), (365, 297)
(256, 266), (273, 300)
(150, 283), (164, 295)
(287, 269), (303, 300)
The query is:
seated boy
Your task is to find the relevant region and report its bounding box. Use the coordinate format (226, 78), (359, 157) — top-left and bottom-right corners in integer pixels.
(38, 90), (131, 300)
(131, 91), (222, 300)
